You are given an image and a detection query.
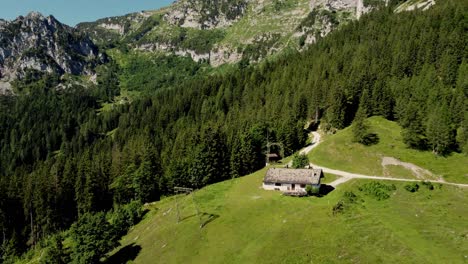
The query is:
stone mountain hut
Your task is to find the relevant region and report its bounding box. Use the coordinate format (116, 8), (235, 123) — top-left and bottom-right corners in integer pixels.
(263, 167), (323, 193)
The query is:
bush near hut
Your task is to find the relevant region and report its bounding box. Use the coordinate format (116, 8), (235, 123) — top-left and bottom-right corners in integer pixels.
(305, 185), (320, 196)
(292, 153), (309, 168)
(332, 191), (361, 215)
(421, 181), (434, 190)
(358, 182), (396, 200)
(405, 183), (420, 192)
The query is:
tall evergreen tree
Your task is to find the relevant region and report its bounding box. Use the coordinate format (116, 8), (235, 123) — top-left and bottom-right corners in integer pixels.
(133, 144), (161, 203)
(427, 104), (455, 155)
(69, 212), (119, 264)
(352, 90), (372, 145)
(401, 102), (427, 149)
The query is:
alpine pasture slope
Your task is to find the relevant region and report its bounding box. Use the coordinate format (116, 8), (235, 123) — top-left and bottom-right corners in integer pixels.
(109, 118), (468, 263)
(309, 117), (468, 184)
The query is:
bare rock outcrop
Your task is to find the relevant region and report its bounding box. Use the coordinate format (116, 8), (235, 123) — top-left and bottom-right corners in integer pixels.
(0, 12), (105, 94)
(164, 0), (249, 29)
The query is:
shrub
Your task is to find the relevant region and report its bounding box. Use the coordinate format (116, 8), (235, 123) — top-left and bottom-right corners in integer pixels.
(109, 200), (144, 237)
(332, 191), (360, 215)
(404, 183), (419, 192)
(421, 181), (434, 190)
(332, 201), (345, 215)
(69, 212), (120, 264)
(292, 153), (309, 168)
(40, 234), (69, 264)
(358, 182), (396, 200)
(305, 185), (320, 196)
(342, 191), (359, 203)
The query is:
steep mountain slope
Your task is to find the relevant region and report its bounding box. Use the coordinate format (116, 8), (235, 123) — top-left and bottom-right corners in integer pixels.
(109, 170), (468, 263)
(0, 12), (105, 94)
(77, 0), (387, 66)
(1, 0), (466, 262)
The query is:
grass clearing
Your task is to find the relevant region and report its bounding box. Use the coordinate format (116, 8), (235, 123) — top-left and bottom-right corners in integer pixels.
(309, 116), (468, 183)
(321, 173), (340, 184)
(108, 165), (468, 263)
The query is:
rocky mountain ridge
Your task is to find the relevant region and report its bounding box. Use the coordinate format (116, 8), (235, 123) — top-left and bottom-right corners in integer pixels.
(77, 0), (389, 67)
(0, 12), (104, 94)
(0, 0), (437, 95)
(164, 0), (249, 29)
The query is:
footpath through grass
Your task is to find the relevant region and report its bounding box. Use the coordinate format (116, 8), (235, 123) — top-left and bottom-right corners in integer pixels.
(109, 166), (468, 263)
(309, 116), (468, 184)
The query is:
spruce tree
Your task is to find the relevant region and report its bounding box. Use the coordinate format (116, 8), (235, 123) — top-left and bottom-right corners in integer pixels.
(401, 102), (427, 149)
(427, 104), (454, 155)
(40, 234), (69, 264)
(456, 112), (468, 155)
(69, 212), (119, 264)
(352, 90), (371, 145)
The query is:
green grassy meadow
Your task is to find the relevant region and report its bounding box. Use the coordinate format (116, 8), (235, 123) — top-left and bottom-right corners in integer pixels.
(309, 116), (468, 183)
(321, 173), (340, 184)
(108, 167), (468, 263)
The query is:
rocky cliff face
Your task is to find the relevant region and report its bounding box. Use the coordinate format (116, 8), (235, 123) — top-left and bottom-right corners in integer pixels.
(77, 0), (387, 67)
(395, 0), (435, 13)
(0, 12), (104, 94)
(164, 0), (249, 29)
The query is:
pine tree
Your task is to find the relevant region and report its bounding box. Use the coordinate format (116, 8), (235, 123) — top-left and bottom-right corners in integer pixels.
(69, 212), (119, 264)
(401, 102), (427, 149)
(427, 104), (455, 155)
(40, 234), (69, 264)
(456, 112), (468, 155)
(325, 86), (346, 130)
(133, 144), (161, 203)
(352, 90), (371, 145)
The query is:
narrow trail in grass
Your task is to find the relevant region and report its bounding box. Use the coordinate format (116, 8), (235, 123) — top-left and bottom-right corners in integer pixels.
(301, 132), (468, 188)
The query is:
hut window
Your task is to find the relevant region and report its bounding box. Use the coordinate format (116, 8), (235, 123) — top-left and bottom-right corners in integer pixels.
(275, 183), (281, 186)
(300, 184), (306, 188)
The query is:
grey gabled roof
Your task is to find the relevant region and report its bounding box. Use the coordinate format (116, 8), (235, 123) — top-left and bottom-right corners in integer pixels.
(264, 168), (322, 185)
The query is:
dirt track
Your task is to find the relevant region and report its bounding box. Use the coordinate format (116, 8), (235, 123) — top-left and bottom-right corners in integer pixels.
(301, 132), (468, 188)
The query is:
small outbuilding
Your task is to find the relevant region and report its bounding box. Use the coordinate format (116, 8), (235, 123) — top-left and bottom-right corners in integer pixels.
(266, 153), (281, 163)
(263, 168), (323, 194)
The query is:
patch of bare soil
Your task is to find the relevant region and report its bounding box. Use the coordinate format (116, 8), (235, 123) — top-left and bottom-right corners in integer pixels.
(381, 157), (438, 180)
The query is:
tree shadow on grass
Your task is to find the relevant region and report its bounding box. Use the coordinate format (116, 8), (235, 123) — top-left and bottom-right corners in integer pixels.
(105, 243), (141, 264)
(200, 212), (219, 228)
(179, 213), (197, 222)
(140, 208), (150, 219)
(178, 212), (219, 228)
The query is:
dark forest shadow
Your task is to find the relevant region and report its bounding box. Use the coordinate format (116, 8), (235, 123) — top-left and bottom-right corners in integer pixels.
(306, 121), (320, 132)
(105, 243), (141, 264)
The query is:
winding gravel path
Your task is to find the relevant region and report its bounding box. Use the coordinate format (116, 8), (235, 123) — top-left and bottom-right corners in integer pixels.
(299, 132), (468, 188)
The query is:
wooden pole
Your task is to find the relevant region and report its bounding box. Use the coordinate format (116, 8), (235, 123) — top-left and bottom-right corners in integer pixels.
(175, 193), (180, 223)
